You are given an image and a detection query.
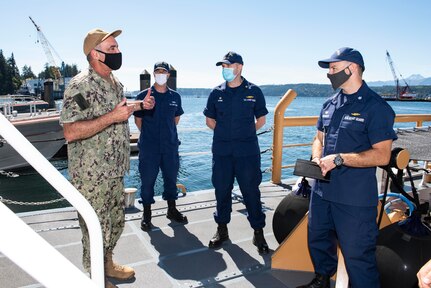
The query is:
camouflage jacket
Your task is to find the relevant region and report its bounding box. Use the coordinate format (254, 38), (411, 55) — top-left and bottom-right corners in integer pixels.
(60, 66), (130, 180)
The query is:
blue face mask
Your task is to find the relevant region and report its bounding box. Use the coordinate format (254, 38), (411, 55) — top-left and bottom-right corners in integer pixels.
(222, 67), (236, 82)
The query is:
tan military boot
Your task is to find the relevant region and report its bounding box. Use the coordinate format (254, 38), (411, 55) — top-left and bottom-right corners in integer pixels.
(106, 278), (117, 288)
(105, 252), (135, 280)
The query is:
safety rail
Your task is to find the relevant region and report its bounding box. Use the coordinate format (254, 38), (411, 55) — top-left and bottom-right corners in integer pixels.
(271, 89), (431, 184)
(0, 113), (104, 288)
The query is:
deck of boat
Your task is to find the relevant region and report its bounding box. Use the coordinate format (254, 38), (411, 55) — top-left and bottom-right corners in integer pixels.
(0, 180), (323, 288)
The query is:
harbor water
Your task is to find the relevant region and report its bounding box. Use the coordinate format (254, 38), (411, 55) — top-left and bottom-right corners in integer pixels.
(1, 95), (430, 213)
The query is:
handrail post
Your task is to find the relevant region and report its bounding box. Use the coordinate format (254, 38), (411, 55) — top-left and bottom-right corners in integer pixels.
(271, 89), (297, 184)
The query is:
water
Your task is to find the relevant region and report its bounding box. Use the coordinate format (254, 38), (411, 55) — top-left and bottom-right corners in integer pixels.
(1, 95), (430, 213)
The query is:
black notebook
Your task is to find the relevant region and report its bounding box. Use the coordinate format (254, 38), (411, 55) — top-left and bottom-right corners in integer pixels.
(293, 159), (330, 181)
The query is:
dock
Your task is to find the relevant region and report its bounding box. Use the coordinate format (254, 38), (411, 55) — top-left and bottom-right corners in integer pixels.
(0, 180), (321, 288)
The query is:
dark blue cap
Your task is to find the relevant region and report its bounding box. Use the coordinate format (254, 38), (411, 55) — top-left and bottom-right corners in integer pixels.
(216, 51), (244, 66)
(154, 61), (170, 72)
(318, 47), (365, 71)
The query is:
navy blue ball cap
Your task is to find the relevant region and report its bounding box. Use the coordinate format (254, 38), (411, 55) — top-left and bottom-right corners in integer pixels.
(318, 47), (365, 71)
(216, 51), (244, 66)
(154, 61), (170, 72)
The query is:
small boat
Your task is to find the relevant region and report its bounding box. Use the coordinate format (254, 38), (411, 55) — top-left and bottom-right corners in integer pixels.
(0, 95), (50, 113)
(0, 98), (65, 171)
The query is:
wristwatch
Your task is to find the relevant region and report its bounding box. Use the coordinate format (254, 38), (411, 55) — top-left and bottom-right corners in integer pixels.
(333, 154), (344, 167)
(140, 101), (144, 110)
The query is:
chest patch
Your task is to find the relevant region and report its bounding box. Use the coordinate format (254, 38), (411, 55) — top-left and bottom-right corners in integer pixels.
(343, 114), (365, 123)
(217, 96), (223, 102)
(243, 95), (256, 102)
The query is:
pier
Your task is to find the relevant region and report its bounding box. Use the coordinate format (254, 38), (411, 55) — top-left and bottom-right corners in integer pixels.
(1, 180), (314, 288)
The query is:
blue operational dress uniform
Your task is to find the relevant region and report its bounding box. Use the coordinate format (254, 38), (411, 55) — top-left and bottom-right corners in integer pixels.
(133, 87), (184, 205)
(203, 78), (268, 229)
(309, 81), (397, 288)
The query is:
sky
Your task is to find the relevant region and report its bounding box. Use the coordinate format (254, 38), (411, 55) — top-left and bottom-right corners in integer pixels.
(2, 0), (430, 91)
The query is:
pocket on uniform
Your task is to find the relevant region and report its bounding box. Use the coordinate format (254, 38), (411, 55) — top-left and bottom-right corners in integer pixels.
(215, 102), (226, 117)
(167, 105), (176, 117)
(337, 115), (368, 150)
(339, 117), (366, 132)
(239, 101), (254, 118)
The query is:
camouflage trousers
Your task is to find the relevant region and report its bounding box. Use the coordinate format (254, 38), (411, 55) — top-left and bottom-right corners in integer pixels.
(72, 176), (125, 272)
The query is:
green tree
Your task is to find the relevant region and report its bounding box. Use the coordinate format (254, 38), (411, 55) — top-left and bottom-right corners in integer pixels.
(7, 53), (21, 93)
(38, 63), (55, 79)
(0, 51), (22, 94)
(21, 65), (36, 79)
(0, 50), (8, 94)
(62, 63), (79, 77)
(37, 62), (79, 79)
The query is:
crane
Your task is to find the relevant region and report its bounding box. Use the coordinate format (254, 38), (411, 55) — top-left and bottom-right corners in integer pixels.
(385, 50), (415, 100)
(29, 16), (62, 81)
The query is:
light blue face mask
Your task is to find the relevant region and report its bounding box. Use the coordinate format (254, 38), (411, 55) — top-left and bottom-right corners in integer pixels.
(222, 67), (236, 82)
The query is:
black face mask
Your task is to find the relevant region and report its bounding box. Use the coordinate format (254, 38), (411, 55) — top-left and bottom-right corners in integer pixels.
(327, 66), (351, 90)
(96, 50), (122, 70)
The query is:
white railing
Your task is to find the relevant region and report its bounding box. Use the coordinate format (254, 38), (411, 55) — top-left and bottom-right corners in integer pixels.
(0, 113), (104, 288)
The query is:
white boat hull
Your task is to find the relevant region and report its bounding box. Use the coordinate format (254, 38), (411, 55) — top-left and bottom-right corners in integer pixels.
(0, 114), (65, 170)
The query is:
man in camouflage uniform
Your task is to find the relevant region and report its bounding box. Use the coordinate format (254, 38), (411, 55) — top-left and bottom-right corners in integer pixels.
(61, 28), (154, 288)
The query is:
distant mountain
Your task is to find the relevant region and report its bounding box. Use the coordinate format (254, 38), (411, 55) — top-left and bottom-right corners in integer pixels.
(177, 84), (334, 98)
(131, 74), (431, 98)
(368, 74), (431, 86)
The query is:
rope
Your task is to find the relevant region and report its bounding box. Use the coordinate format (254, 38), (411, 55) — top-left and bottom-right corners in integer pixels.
(0, 195), (66, 206)
(262, 167), (272, 174)
(260, 147), (272, 154)
(0, 170), (19, 178)
(257, 126), (273, 136)
(0, 164), (68, 178)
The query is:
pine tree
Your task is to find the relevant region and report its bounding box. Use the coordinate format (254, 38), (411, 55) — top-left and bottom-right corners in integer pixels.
(6, 53), (21, 93)
(21, 65), (36, 79)
(38, 63), (55, 79)
(0, 50), (7, 94)
(62, 63), (79, 77)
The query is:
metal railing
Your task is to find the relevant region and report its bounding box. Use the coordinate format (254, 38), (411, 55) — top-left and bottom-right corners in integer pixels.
(0, 113), (104, 288)
(271, 89), (431, 184)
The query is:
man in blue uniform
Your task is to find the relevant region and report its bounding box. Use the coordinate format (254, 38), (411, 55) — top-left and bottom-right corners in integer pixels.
(204, 51), (269, 253)
(297, 47), (397, 288)
(134, 61), (187, 231)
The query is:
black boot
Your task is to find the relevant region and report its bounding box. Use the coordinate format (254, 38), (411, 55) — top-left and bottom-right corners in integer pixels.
(253, 228), (269, 254)
(297, 273), (330, 288)
(166, 200), (188, 223)
(141, 205), (153, 231)
(208, 224), (229, 248)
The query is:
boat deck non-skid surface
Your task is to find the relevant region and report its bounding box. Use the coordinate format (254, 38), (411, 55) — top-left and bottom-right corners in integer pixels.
(0, 181), (324, 288)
